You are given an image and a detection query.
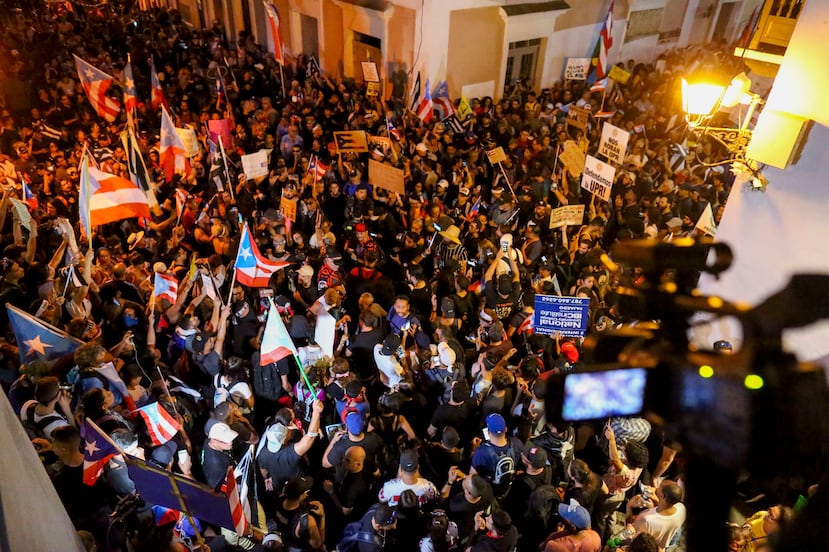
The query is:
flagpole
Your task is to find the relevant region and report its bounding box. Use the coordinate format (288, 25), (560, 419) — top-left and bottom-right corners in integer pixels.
(496, 161), (518, 203)
(226, 260), (238, 307)
(218, 135), (235, 202)
(278, 62), (286, 102)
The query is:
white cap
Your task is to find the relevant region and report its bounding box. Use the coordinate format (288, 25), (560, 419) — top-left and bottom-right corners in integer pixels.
(500, 233), (513, 247)
(208, 422), (238, 444)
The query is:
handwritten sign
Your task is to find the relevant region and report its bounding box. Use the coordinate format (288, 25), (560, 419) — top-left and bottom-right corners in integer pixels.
(567, 105), (590, 131)
(564, 58), (591, 80)
(534, 295), (591, 337)
(608, 65), (631, 85)
(485, 146), (507, 165)
(559, 140), (587, 178)
(366, 81), (381, 97)
(361, 61), (380, 82)
(176, 127), (200, 158)
(280, 197), (297, 222)
(368, 159), (405, 195)
(549, 205), (586, 229)
(598, 123), (630, 165)
(581, 154), (615, 202)
(241, 149), (270, 179)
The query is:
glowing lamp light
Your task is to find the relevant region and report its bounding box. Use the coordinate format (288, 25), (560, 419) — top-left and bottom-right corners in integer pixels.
(698, 365), (714, 378)
(744, 374), (764, 390)
(682, 78), (725, 118)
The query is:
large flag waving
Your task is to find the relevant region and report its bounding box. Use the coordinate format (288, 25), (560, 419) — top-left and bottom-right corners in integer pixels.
(121, 127), (159, 211)
(417, 79), (433, 123)
(122, 58), (137, 113)
(81, 419), (119, 486)
(263, 1), (285, 64)
(260, 296), (299, 366)
(153, 272), (179, 304)
(160, 106), (187, 183)
(74, 55), (120, 122)
(7, 304), (83, 364)
(234, 224), (290, 288)
(79, 149), (151, 239)
(593, 0), (614, 79)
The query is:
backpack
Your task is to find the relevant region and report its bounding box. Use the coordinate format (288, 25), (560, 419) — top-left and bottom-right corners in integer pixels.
(253, 361), (283, 401)
(488, 442), (518, 499)
(22, 402), (64, 440)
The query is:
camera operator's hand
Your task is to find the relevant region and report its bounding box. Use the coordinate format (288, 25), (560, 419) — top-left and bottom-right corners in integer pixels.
(604, 424), (616, 443)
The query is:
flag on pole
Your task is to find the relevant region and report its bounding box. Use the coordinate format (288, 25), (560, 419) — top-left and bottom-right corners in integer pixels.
(234, 224), (290, 288)
(73, 55), (120, 122)
(81, 419), (119, 486)
(6, 304), (84, 364)
(594, 110), (617, 119)
(160, 106), (187, 183)
(79, 150), (151, 239)
(590, 77), (608, 93)
(409, 72), (422, 112)
(416, 79), (433, 123)
(122, 127), (159, 211)
(594, 0), (614, 79)
(695, 202), (718, 237)
(308, 156), (329, 180)
(260, 296), (299, 366)
(123, 58), (137, 113)
(225, 466), (250, 536)
(150, 57), (166, 110)
(175, 188), (189, 220)
(263, 1), (285, 65)
(22, 179), (38, 210)
(137, 401), (182, 446)
(153, 272), (179, 304)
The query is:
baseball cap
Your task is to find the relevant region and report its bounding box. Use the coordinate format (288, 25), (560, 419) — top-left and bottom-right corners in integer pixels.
(298, 264), (315, 278)
(345, 411), (364, 435)
(497, 274), (514, 294)
(440, 297), (456, 318)
(560, 341), (579, 363)
(265, 422), (288, 453)
(284, 476), (314, 500)
(185, 332), (208, 354)
(381, 333), (401, 356)
(437, 342), (456, 366)
(442, 426), (460, 448)
(208, 422), (238, 444)
(399, 449), (419, 473)
(558, 499), (591, 530)
(666, 217), (683, 229)
(525, 444), (548, 469)
(459, 187), (471, 196)
(355, 222), (367, 232)
(486, 413), (507, 435)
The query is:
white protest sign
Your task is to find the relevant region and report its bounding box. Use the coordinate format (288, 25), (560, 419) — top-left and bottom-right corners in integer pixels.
(486, 147), (507, 165)
(241, 149), (270, 179)
(695, 202), (718, 237)
(598, 122), (630, 165)
(549, 204), (586, 229)
(176, 127), (200, 158)
(581, 155), (615, 202)
(564, 58), (591, 80)
(315, 311), (336, 358)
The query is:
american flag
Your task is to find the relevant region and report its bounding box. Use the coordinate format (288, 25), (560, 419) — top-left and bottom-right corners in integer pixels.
(74, 55), (120, 122)
(81, 419), (119, 486)
(597, 0), (614, 79)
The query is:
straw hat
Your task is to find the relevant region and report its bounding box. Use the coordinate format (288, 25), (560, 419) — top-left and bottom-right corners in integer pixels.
(439, 225), (461, 245)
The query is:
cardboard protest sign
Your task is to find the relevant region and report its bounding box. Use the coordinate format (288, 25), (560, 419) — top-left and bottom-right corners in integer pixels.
(598, 122), (630, 165)
(366, 81), (381, 97)
(176, 127), (200, 158)
(334, 131), (369, 153)
(9, 198), (33, 231)
(564, 58), (591, 80)
(368, 159), (405, 194)
(566, 105), (590, 131)
(560, 140), (587, 178)
(549, 204), (586, 229)
(695, 202), (718, 237)
(608, 65), (631, 85)
(280, 196), (297, 222)
(361, 61), (380, 82)
(368, 135), (392, 150)
(534, 295), (591, 337)
(485, 146), (507, 165)
(241, 149), (270, 179)
(581, 155), (615, 202)
(315, 311), (336, 358)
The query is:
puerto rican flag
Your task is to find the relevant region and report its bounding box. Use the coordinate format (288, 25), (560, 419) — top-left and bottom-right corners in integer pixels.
(416, 79), (433, 123)
(225, 466), (250, 535)
(160, 106), (187, 183)
(74, 55), (120, 123)
(260, 296), (299, 366)
(150, 57), (166, 110)
(517, 314), (535, 335)
(79, 150), (150, 239)
(590, 77), (608, 93)
(263, 1), (285, 65)
(153, 272), (179, 304)
(431, 80), (455, 120)
(308, 155), (329, 180)
(137, 401), (182, 446)
(81, 419), (119, 486)
(234, 223), (290, 288)
(123, 59), (137, 113)
(597, 0), (614, 79)
(22, 179), (38, 210)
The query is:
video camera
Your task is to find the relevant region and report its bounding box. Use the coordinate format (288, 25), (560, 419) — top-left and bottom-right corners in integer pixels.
(549, 238), (829, 550)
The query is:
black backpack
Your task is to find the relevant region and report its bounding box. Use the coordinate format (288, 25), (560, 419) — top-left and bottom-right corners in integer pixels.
(337, 505), (384, 552)
(253, 360), (283, 401)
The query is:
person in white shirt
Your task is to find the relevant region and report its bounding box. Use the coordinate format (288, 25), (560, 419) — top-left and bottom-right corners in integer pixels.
(629, 479), (686, 550)
(378, 448), (438, 507)
(373, 333), (405, 389)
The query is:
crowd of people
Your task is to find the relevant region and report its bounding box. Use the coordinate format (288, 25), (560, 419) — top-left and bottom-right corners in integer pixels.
(0, 3), (806, 552)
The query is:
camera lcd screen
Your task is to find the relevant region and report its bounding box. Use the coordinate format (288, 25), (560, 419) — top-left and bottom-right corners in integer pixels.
(562, 368), (647, 421)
